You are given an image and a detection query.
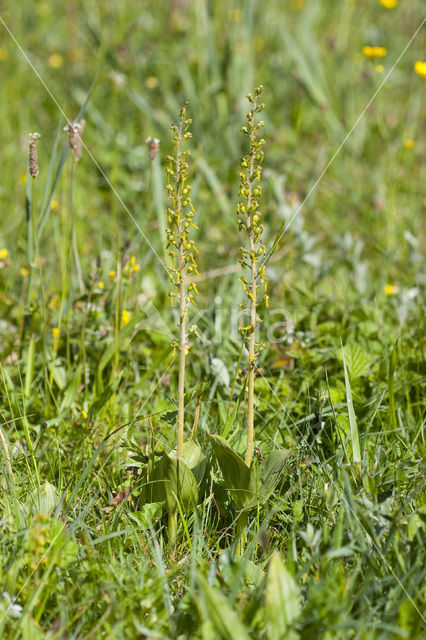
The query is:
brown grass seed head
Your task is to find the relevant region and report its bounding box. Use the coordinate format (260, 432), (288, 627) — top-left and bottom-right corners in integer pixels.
(28, 132), (41, 178)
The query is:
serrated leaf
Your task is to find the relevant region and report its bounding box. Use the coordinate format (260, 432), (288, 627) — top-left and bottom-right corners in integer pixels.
(129, 503), (163, 529)
(266, 553), (300, 640)
(342, 345), (361, 465)
(338, 343), (371, 378)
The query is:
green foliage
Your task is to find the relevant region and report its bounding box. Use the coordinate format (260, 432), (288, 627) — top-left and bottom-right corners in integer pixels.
(265, 553), (301, 640)
(0, 0), (425, 637)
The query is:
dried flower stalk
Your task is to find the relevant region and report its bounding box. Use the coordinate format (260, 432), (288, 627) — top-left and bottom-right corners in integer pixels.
(28, 132), (41, 178)
(146, 137), (160, 160)
(64, 120), (85, 159)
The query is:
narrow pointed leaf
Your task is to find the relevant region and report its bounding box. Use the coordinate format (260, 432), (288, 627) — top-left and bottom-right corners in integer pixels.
(342, 345), (361, 465)
(197, 574), (249, 640)
(247, 448), (292, 508)
(266, 553), (300, 640)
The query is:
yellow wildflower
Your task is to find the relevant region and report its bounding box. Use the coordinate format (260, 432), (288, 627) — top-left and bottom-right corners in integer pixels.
(81, 409), (88, 419)
(255, 36), (265, 52)
(48, 53), (63, 69)
(404, 139), (414, 149)
(414, 61), (426, 79)
(122, 309), (131, 326)
(379, 0), (397, 8)
(21, 267), (30, 277)
(0, 249), (8, 260)
(131, 264), (140, 274)
(98, 281), (104, 289)
(130, 255), (136, 266)
(52, 327), (60, 338)
(21, 173), (27, 184)
(108, 270), (116, 280)
(363, 46), (387, 60)
(145, 76), (159, 89)
(51, 199), (58, 211)
(376, 64), (384, 73)
(229, 9), (243, 22)
(384, 284), (399, 296)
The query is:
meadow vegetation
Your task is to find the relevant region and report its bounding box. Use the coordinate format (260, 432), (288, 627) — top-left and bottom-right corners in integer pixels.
(0, 0), (425, 638)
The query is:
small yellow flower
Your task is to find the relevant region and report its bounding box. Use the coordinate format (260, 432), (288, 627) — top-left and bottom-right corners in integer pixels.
(52, 327), (60, 338)
(0, 249), (8, 260)
(363, 46), (387, 60)
(98, 281), (104, 289)
(379, 0), (397, 8)
(255, 36), (264, 52)
(49, 294), (59, 309)
(108, 270), (116, 280)
(130, 255), (136, 266)
(376, 64), (384, 73)
(404, 139), (414, 149)
(131, 264), (140, 274)
(235, 42), (246, 53)
(21, 173), (27, 184)
(384, 283), (399, 296)
(122, 309), (131, 326)
(21, 267), (30, 277)
(81, 409), (88, 419)
(145, 76), (159, 89)
(48, 53), (63, 69)
(414, 61), (426, 79)
(0, 48), (8, 61)
(51, 199), (58, 211)
(228, 9), (243, 22)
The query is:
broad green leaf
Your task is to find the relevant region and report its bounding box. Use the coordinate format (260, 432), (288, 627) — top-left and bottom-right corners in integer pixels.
(52, 364), (67, 390)
(210, 435), (255, 510)
(249, 449), (292, 508)
(28, 481), (59, 516)
(179, 440), (207, 485)
(171, 440), (205, 469)
(407, 512), (425, 541)
(150, 452), (198, 515)
(197, 574), (249, 640)
(129, 503), (163, 529)
(60, 364), (82, 412)
(342, 346), (361, 465)
(49, 519), (79, 567)
(266, 553), (300, 640)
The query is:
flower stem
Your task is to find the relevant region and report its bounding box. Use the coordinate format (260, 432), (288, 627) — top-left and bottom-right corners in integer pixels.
(177, 227), (186, 459)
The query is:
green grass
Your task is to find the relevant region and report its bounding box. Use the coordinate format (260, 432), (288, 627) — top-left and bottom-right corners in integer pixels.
(0, 0), (425, 638)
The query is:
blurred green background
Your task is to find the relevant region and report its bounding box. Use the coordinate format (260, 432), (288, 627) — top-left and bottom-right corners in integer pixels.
(0, 0), (424, 284)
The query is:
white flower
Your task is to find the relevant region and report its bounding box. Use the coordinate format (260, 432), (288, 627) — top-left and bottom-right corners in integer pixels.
(1, 592), (23, 618)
